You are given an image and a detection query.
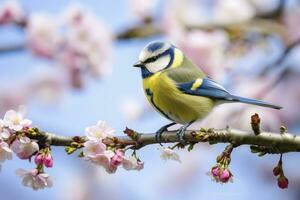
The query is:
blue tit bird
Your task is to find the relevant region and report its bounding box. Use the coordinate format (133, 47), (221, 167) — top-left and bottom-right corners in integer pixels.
(133, 41), (282, 143)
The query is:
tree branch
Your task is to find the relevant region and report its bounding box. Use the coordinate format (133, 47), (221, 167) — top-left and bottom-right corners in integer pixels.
(0, 43), (25, 54)
(29, 127), (300, 154)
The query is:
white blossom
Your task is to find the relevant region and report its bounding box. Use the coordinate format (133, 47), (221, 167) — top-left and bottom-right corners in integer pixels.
(0, 129), (10, 140)
(0, 141), (13, 170)
(61, 4), (86, 26)
(3, 106), (32, 131)
(85, 121), (114, 141)
(160, 147), (181, 163)
(122, 156), (144, 171)
(27, 13), (61, 58)
(11, 136), (39, 159)
(83, 140), (106, 158)
(0, 120), (10, 139)
(16, 169), (52, 190)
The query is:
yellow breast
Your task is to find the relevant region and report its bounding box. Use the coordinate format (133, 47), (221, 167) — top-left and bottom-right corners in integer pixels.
(142, 73), (215, 124)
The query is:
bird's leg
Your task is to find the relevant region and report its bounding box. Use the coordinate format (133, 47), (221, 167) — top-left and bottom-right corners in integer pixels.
(155, 122), (176, 144)
(177, 121), (194, 144)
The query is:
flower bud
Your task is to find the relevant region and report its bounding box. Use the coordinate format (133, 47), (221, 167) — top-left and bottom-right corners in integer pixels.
(43, 154), (53, 168)
(211, 166), (220, 177)
(34, 154), (44, 165)
(273, 166), (281, 176)
(277, 175), (289, 189)
(111, 150), (124, 166)
(219, 169), (232, 183)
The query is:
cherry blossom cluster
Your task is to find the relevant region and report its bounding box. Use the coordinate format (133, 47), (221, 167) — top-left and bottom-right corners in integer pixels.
(0, 1), (113, 88)
(0, 105), (184, 190)
(82, 121), (144, 173)
(29, 4), (113, 88)
(0, 106), (52, 190)
(209, 145), (233, 183)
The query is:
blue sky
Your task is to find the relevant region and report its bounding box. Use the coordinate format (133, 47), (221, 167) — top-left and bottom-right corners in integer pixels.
(0, 0), (298, 200)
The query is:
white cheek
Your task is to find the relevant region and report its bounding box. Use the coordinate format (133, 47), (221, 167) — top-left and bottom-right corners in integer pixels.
(146, 56), (170, 73)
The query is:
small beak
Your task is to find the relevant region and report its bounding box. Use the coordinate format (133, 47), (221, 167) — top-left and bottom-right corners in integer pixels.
(133, 61), (144, 68)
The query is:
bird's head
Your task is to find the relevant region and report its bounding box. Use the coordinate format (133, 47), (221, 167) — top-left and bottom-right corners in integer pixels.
(134, 41), (183, 78)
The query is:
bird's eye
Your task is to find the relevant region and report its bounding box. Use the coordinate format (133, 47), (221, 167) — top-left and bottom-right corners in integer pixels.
(145, 56), (158, 63)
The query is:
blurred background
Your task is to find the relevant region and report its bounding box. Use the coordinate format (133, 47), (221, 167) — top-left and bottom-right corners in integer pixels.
(0, 0), (300, 199)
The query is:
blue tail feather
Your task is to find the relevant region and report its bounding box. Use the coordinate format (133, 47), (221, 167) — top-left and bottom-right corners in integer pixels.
(228, 95), (282, 110)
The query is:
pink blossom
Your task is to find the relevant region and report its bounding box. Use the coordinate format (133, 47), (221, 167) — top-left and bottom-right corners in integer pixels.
(92, 151), (114, 169)
(83, 140), (116, 172)
(85, 121), (114, 141)
(0, 0), (25, 24)
(111, 149), (124, 167)
(16, 168), (52, 190)
(43, 154), (53, 168)
(3, 107), (32, 131)
(11, 136), (39, 159)
(83, 140), (106, 157)
(122, 156), (144, 171)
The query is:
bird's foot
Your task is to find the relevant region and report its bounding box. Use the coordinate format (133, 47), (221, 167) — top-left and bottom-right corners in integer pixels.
(176, 121), (194, 145)
(155, 122), (176, 145)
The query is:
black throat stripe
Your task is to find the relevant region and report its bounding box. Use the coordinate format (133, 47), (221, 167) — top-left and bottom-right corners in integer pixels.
(145, 88), (174, 121)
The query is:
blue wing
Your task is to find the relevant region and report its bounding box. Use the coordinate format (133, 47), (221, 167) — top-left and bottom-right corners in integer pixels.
(177, 78), (231, 100)
(176, 77), (282, 109)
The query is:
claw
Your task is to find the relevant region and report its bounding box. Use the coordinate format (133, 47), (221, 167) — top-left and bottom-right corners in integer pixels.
(155, 122), (176, 144)
(176, 121), (194, 144)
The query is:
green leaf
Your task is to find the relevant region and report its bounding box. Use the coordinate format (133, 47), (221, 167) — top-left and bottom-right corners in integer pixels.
(188, 143), (196, 152)
(65, 146), (77, 155)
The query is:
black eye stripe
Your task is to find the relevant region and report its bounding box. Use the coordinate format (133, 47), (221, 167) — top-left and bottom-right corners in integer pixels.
(143, 47), (172, 63)
(144, 56), (158, 63)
